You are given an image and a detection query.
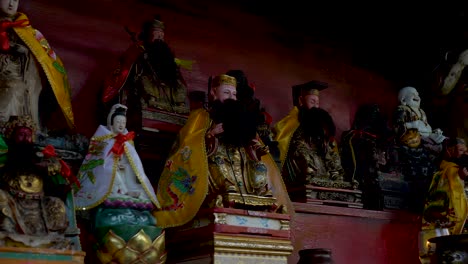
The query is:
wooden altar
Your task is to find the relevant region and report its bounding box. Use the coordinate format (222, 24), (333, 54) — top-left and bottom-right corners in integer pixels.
(289, 202), (421, 264)
(165, 208), (293, 264)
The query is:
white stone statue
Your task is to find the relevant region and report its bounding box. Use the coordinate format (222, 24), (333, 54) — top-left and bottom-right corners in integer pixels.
(394, 86), (446, 147)
(441, 49), (468, 95)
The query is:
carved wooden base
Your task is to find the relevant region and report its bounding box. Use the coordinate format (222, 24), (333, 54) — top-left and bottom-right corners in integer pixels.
(0, 247), (85, 264)
(142, 109), (187, 133)
(165, 208), (293, 263)
(289, 185), (363, 208)
(381, 190), (408, 210)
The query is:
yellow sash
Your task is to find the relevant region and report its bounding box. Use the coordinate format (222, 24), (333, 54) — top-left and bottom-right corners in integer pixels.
(154, 109), (294, 227)
(13, 13), (74, 129)
(422, 160), (468, 234)
(273, 106), (300, 168)
(153, 109), (210, 227)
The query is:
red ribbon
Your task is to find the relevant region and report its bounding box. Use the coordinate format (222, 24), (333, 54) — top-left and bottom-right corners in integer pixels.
(42, 144), (80, 188)
(109, 132), (135, 157)
(351, 130), (378, 139)
(0, 19), (29, 51)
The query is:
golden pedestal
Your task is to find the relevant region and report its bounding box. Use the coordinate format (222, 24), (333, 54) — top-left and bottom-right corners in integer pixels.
(165, 208), (293, 264)
(0, 247), (85, 264)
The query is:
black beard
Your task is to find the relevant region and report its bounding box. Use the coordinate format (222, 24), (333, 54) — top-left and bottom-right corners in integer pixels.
(4, 142), (38, 175)
(299, 107), (336, 139)
(210, 99), (257, 147)
(450, 154), (468, 170)
(352, 104), (389, 137)
(145, 40), (178, 86)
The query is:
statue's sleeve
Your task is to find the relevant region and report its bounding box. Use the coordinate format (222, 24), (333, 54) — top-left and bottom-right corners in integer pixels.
(393, 106), (408, 135)
(284, 139), (312, 186)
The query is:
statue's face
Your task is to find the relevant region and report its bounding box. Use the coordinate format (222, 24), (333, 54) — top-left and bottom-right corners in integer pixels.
(111, 115), (126, 134)
(18, 174), (43, 193)
(14, 126), (32, 144)
(212, 84), (237, 102)
(401, 88), (421, 108)
(0, 0), (19, 18)
(300, 94), (319, 109)
(149, 28), (164, 42)
(452, 143), (468, 158)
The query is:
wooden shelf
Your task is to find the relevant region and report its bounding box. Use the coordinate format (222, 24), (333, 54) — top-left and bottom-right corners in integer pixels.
(293, 202), (419, 222)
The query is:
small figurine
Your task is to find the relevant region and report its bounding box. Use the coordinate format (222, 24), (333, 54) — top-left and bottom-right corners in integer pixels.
(74, 104), (165, 264)
(154, 74), (292, 228)
(0, 116), (76, 249)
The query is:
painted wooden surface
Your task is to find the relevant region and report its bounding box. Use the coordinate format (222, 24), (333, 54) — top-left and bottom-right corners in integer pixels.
(0, 247), (85, 264)
(289, 203), (421, 264)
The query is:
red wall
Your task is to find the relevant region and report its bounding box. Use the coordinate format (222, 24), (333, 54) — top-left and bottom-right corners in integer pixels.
(290, 203), (421, 264)
(21, 0), (398, 139)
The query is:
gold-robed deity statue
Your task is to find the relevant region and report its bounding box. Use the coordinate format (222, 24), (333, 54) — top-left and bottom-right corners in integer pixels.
(419, 138), (468, 260)
(0, 116), (78, 249)
(154, 74), (293, 228)
(0, 0), (74, 132)
(274, 81), (360, 206)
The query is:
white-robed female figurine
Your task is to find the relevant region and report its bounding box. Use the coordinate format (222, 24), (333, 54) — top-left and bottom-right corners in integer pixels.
(74, 104), (160, 211)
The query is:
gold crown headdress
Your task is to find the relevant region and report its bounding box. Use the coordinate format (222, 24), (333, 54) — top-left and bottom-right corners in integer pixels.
(3, 115), (37, 142)
(211, 74), (237, 89)
(292, 80), (328, 106)
(146, 15), (165, 30)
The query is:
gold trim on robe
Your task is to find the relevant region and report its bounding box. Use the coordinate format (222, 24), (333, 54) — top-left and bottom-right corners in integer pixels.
(13, 13), (75, 129)
(154, 109), (293, 228)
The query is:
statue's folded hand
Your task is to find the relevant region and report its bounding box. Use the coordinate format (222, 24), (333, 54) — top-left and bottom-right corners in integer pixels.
(428, 131), (446, 144)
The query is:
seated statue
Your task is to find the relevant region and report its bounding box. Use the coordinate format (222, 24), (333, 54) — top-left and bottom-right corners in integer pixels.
(0, 116), (76, 249)
(74, 104), (165, 264)
(102, 15), (189, 133)
(393, 86), (441, 212)
(275, 81), (358, 192)
(225, 69), (280, 166)
(0, 0), (74, 132)
(340, 104), (392, 209)
(393, 86), (446, 153)
(154, 74), (292, 228)
(419, 138), (468, 259)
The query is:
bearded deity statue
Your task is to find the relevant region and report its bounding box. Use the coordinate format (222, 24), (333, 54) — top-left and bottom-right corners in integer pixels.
(102, 15), (189, 133)
(154, 74), (292, 228)
(0, 115), (79, 249)
(101, 15), (192, 188)
(274, 81), (360, 206)
(419, 138), (468, 261)
(74, 104), (166, 264)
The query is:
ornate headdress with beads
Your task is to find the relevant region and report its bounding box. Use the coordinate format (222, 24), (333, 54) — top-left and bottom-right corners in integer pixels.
(211, 74), (237, 89)
(3, 115), (37, 142)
